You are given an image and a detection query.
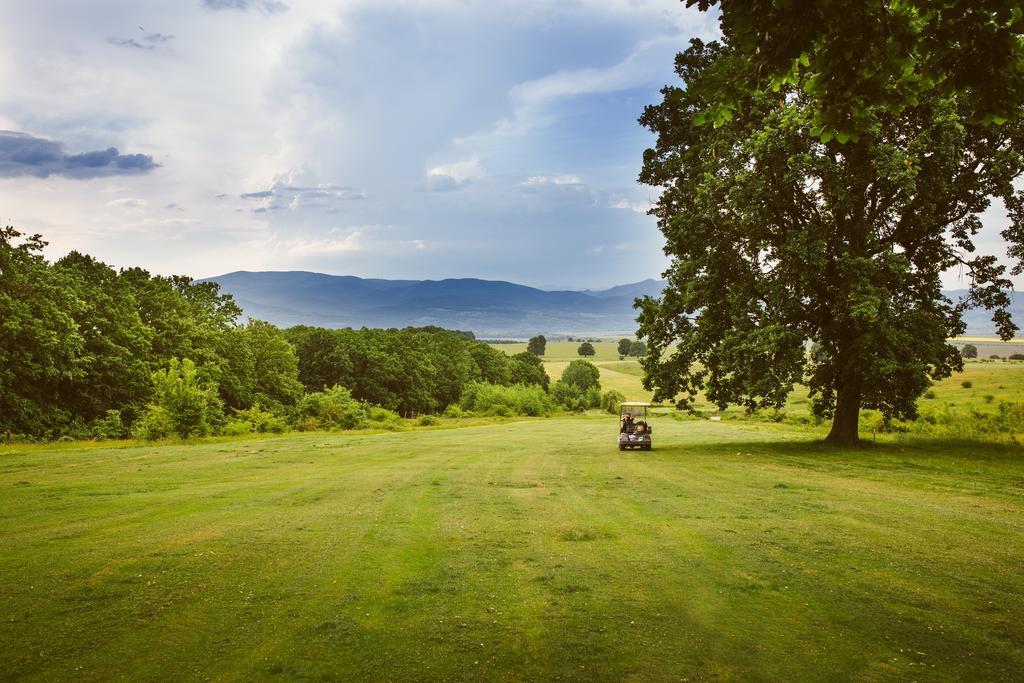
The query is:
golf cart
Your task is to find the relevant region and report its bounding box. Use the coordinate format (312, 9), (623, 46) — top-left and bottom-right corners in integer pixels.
(618, 401), (652, 451)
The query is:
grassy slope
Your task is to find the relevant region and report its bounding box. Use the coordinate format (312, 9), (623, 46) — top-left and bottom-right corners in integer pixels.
(2, 418), (1023, 680)
(495, 343), (1024, 414)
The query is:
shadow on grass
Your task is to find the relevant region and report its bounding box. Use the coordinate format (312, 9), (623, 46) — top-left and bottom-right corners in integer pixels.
(652, 433), (1023, 465)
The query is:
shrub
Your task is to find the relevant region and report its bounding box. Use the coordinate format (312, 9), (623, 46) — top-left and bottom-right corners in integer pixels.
(133, 405), (175, 441)
(577, 342), (596, 356)
(443, 404), (465, 418)
(1010, 353), (1024, 361)
(223, 420), (255, 436)
(459, 382), (554, 416)
(91, 409), (127, 440)
(296, 385), (368, 430)
(560, 360), (601, 392)
(961, 380), (973, 389)
(551, 381), (601, 411)
(366, 405), (401, 428)
(145, 358), (222, 439)
(984, 394), (995, 403)
(990, 354), (1002, 360)
(232, 404), (288, 434)
(418, 415), (440, 426)
(600, 390), (626, 414)
(923, 390), (936, 399)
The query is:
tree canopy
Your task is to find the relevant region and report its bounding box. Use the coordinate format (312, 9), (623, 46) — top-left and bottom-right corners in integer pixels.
(686, 1), (1024, 140)
(527, 334), (547, 356)
(636, 36), (1024, 444)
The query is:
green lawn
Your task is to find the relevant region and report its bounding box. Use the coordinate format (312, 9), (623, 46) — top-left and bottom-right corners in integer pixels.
(493, 342), (1024, 412)
(2, 418), (1023, 680)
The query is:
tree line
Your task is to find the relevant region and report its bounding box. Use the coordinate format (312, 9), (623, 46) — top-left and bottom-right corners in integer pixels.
(1, 227), (595, 441)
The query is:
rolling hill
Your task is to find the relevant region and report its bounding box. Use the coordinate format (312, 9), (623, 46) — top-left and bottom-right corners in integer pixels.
(202, 271), (667, 336)
(203, 272), (1022, 338)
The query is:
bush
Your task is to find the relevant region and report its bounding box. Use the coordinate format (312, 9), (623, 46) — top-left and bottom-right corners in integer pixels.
(990, 354), (1002, 360)
(133, 405), (175, 441)
(223, 420), (255, 436)
(233, 404), (288, 434)
(600, 390), (626, 414)
(984, 394), (995, 403)
(961, 380), (973, 388)
(366, 405), (401, 428)
(296, 385), (368, 430)
(91, 409), (127, 440)
(418, 415), (440, 426)
(144, 358), (223, 439)
(560, 360), (601, 392)
(443, 404), (465, 418)
(923, 390), (936, 399)
(551, 381), (601, 412)
(459, 382), (554, 417)
(577, 342), (596, 356)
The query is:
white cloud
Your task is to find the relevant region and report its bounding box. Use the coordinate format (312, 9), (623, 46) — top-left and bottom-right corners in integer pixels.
(520, 174), (583, 187)
(611, 198), (653, 214)
(427, 157), (484, 184)
(106, 197), (149, 209)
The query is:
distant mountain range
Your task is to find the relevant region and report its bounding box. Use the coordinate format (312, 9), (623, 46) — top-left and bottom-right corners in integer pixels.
(202, 271), (667, 337)
(202, 271), (1021, 338)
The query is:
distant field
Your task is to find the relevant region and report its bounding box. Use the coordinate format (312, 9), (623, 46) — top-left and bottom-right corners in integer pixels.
(492, 342), (1024, 412)
(2, 418), (1023, 680)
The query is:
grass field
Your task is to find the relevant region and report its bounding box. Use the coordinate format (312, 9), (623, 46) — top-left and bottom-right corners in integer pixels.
(3, 417), (1023, 680)
(492, 342), (1024, 413)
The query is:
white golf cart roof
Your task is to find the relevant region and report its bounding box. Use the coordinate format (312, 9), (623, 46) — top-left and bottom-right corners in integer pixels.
(620, 401), (650, 407)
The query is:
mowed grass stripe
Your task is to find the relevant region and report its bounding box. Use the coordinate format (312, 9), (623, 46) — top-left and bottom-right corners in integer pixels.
(1, 418), (1023, 680)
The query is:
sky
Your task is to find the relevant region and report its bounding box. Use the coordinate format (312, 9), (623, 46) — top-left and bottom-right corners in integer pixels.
(0, 1), (1019, 290)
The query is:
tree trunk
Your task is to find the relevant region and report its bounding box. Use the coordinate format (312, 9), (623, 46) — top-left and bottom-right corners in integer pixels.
(825, 380), (861, 446)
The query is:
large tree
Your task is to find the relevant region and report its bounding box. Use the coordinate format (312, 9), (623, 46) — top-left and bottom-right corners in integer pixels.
(637, 38), (1023, 444)
(685, 1), (1024, 140)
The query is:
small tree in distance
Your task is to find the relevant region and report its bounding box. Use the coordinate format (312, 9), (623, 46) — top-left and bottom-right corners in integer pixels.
(617, 338), (632, 356)
(527, 334), (547, 356)
(961, 344), (978, 359)
(578, 342), (596, 356)
(629, 340), (648, 358)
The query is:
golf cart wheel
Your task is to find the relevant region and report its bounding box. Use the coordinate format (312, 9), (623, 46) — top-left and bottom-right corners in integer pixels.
(619, 444), (626, 451)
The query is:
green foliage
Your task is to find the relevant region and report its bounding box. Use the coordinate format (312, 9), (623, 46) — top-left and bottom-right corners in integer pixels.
(601, 390), (627, 414)
(685, 1), (1024, 139)
(0, 227), (83, 436)
(443, 404), (465, 418)
(90, 409), (127, 441)
(297, 386), (368, 430)
(132, 405), (175, 441)
(459, 382), (554, 417)
(527, 334), (547, 356)
(551, 382), (601, 412)
(232, 404), (288, 434)
(962, 380), (974, 389)
(509, 352), (550, 390)
(560, 360), (601, 393)
(417, 415), (440, 426)
(149, 358), (223, 438)
(285, 326), (541, 416)
(961, 344), (979, 359)
(628, 340), (647, 358)
(577, 342), (596, 356)
(637, 37), (1023, 445)
(1010, 354), (1024, 361)
(617, 338), (633, 356)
